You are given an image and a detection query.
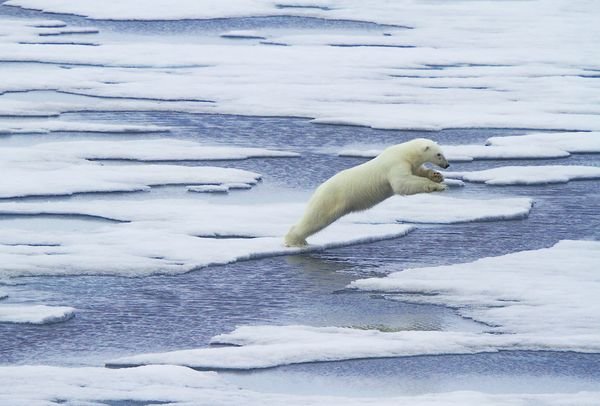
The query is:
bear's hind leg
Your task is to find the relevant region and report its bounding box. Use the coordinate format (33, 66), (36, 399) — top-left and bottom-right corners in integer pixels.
(284, 202), (346, 247)
(284, 226), (308, 247)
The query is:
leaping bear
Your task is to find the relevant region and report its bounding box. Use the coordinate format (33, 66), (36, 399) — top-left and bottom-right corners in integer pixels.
(284, 138), (449, 247)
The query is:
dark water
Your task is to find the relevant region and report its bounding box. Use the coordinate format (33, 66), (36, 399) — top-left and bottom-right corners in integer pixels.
(1, 1), (600, 397)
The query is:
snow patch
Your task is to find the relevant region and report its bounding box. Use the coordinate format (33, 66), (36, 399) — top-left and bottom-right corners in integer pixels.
(0, 304), (75, 324)
(0, 194), (531, 277)
(487, 131), (600, 154)
(351, 240), (600, 338)
(338, 144), (571, 161)
(23, 139), (299, 161)
(109, 240), (600, 370)
(1, 364), (599, 406)
(2, 1), (600, 131)
(0, 119), (169, 134)
(0, 160), (261, 198)
(444, 165), (600, 185)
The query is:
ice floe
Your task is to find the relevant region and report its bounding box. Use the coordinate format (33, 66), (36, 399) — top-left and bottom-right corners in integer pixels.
(1, 1), (600, 131)
(0, 160), (261, 198)
(487, 132), (600, 154)
(0, 119), (169, 134)
(0, 139), (275, 198)
(24, 139), (299, 161)
(345, 195), (532, 224)
(109, 240), (600, 370)
(0, 194), (531, 277)
(107, 327), (496, 370)
(0, 18), (75, 44)
(0, 304), (75, 324)
(107, 321), (600, 370)
(2, 364), (598, 406)
(352, 240), (600, 339)
(444, 165), (600, 185)
(0, 194), (531, 225)
(338, 144), (570, 161)
(0, 223), (413, 278)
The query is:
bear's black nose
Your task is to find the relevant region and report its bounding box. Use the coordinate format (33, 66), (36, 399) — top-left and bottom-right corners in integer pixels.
(443, 163), (450, 169)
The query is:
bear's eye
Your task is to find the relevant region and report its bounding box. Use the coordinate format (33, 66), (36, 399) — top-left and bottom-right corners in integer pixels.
(436, 153), (441, 157)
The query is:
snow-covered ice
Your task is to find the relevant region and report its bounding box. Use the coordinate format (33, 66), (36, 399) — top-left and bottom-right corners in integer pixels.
(1, 1), (600, 131)
(444, 165), (600, 185)
(487, 132), (600, 154)
(108, 320), (600, 371)
(0, 194), (531, 277)
(109, 240), (600, 370)
(0, 304), (75, 324)
(0, 194), (531, 225)
(345, 195), (532, 224)
(0, 222), (413, 277)
(0, 158), (261, 198)
(339, 143), (570, 161)
(106, 327), (499, 370)
(351, 240), (600, 344)
(0, 119), (170, 134)
(24, 139), (299, 161)
(1, 137), (275, 198)
(1, 364), (598, 406)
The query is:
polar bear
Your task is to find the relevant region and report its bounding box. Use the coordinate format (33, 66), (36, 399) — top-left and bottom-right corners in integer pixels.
(284, 138), (449, 247)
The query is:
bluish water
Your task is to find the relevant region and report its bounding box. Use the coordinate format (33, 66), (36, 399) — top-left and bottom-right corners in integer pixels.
(1, 1), (600, 398)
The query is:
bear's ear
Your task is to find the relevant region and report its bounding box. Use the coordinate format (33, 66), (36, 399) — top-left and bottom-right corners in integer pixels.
(424, 146), (430, 151)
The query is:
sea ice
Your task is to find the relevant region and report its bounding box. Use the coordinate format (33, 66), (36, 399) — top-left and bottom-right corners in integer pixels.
(338, 144), (570, 161)
(0, 194), (531, 277)
(0, 119), (170, 134)
(444, 165), (600, 185)
(0, 304), (75, 324)
(109, 240), (600, 370)
(0, 157), (261, 198)
(0, 18), (72, 44)
(1, 364), (598, 406)
(487, 132), (600, 154)
(27, 139), (299, 161)
(352, 240), (600, 338)
(2, 1), (600, 131)
(345, 195), (532, 224)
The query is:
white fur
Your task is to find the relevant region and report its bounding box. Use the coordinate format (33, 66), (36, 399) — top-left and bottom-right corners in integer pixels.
(284, 138), (449, 247)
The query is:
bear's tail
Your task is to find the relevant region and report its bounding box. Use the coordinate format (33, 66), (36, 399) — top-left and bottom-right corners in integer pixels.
(284, 226), (308, 247)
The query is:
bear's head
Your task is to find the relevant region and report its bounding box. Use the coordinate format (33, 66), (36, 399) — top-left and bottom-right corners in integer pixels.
(408, 138), (450, 169)
(419, 139), (450, 168)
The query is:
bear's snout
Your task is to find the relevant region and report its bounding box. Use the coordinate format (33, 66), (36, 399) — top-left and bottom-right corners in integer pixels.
(442, 163), (450, 169)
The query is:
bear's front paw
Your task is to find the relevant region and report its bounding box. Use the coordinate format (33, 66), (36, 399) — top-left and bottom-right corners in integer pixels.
(426, 182), (447, 192)
(429, 171), (444, 183)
